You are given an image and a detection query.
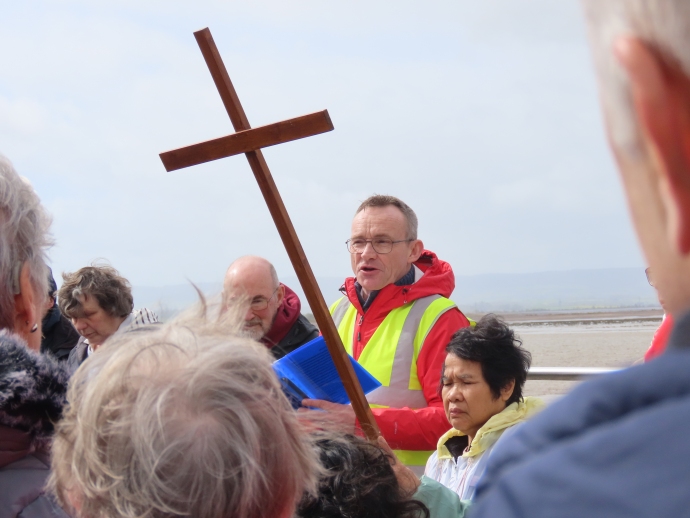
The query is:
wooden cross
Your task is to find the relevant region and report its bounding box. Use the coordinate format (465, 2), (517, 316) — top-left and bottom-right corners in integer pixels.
(159, 27), (380, 440)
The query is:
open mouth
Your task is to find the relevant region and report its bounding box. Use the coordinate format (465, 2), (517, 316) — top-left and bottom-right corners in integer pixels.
(360, 266), (377, 273)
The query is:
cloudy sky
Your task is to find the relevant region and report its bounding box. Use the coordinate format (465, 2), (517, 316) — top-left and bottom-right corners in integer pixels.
(1, 0), (644, 293)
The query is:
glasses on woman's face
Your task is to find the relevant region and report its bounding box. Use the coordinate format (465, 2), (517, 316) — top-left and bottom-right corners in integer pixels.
(645, 267), (655, 287)
(249, 287), (280, 311)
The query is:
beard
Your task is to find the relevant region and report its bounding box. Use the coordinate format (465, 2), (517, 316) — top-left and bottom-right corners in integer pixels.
(243, 318), (269, 340)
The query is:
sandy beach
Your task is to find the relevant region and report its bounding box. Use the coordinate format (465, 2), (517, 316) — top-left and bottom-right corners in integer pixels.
(468, 308), (664, 397)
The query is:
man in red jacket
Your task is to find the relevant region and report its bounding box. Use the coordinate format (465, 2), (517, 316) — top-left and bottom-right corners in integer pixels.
(223, 256), (319, 359)
(305, 195), (471, 472)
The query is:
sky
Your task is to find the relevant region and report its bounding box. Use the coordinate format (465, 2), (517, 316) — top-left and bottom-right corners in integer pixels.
(0, 0), (645, 292)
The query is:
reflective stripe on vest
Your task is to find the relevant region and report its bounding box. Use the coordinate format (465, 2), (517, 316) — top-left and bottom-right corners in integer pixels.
(330, 295), (456, 409)
(330, 295), (456, 466)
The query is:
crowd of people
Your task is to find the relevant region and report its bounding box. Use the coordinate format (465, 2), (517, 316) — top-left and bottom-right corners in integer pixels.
(2, 1), (690, 517)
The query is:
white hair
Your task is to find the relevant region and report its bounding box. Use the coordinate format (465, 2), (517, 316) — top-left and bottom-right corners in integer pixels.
(0, 154), (52, 330)
(49, 301), (321, 518)
(582, 2), (690, 159)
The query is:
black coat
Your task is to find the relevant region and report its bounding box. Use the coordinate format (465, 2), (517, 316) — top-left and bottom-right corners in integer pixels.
(40, 304), (79, 362)
(0, 331), (70, 517)
(270, 314), (319, 360)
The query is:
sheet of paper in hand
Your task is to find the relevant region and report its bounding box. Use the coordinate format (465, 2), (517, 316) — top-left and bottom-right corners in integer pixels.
(273, 336), (381, 409)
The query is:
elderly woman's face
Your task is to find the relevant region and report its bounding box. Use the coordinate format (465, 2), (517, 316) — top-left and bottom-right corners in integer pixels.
(71, 294), (125, 348)
(441, 353), (510, 439)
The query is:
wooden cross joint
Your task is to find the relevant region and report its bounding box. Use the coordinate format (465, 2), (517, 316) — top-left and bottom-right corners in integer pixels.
(160, 110), (333, 172)
(159, 27), (380, 440)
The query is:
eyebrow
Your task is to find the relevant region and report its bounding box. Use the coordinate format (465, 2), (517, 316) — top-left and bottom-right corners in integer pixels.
(443, 372), (475, 381)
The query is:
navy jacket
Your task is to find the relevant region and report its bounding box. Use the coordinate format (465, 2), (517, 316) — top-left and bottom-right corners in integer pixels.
(471, 311), (690, 518)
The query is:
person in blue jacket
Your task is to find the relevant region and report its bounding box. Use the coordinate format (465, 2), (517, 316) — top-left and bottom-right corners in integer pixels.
(470, 2), (690, 517)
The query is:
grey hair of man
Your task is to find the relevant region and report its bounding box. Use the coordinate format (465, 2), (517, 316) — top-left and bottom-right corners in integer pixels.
(0, 155), (52, 330)
(582, 1), (690, 160)
(48, 301), (321, 518)
(355, 195), (418, 240)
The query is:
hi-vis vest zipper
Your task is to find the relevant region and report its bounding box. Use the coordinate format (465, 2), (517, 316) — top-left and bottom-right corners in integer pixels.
(330, 294), (457, 467)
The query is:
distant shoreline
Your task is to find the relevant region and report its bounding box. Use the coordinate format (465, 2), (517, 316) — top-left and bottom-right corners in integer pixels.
(470, 307), (663, 325)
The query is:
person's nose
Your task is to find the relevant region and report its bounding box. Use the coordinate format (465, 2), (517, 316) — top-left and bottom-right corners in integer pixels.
(72, 318), (86, 332)
(360, 241), (378, 260)
(446, 384), (463, 402)
(244, 306), (256, 321)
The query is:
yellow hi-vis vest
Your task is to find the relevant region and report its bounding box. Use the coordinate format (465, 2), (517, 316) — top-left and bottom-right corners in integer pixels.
(330, 294), (457, 468)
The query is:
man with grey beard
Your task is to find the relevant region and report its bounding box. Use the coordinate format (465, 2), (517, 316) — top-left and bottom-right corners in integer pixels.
(222, 256), (318, 359)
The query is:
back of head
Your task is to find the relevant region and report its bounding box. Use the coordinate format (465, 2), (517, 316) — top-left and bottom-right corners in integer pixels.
(445, 314), (531, 406)
(297, 433), (429, 518)
(582, 1), (690, 155)
(0, 155), (52, 330)
(50, 308), (319, 518)
(58, 264), (133, 319)
(582, 2), (690, 314)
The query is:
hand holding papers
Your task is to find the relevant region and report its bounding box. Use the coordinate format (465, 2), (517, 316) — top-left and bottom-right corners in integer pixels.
(273, 336), (381, 409)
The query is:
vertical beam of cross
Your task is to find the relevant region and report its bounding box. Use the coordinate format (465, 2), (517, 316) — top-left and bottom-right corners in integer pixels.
(161, 27), (380, 440)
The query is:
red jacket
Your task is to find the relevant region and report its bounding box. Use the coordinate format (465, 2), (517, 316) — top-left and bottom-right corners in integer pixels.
(644, 313), (673, 362)
(340, 250), (471, 451)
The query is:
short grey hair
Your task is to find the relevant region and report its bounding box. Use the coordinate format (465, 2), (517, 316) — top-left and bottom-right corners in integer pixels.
(582, 1), (690, 159)
(356, 195), (418, 240)
(49, 304), (320, 518)
(0, 155), (52, 330)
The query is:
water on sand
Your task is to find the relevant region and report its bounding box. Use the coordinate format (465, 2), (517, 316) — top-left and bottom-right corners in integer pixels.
(493, 309), (662, 396)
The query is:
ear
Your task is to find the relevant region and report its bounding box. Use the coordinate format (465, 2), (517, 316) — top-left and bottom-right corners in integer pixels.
(275, 284), (285, 305)
(408, 239), (424, 264)
(615, 37), (690, 254)
(500, 379), (516, 403)
(13, 262), (40, 350)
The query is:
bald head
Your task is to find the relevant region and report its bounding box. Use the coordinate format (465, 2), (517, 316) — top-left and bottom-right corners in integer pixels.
(224, 256), (279, 293)
(223, 256), (284, 340)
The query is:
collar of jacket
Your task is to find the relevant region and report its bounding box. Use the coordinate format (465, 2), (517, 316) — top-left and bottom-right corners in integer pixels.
(668, 308), (690, 351)
(0, 330), (71, 464)
(261, 284), (302, 348)
(340, 249), (456, 316)
(436, 396), (545, 459)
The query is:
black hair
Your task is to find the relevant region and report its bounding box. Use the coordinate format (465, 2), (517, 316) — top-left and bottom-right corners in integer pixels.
(296, 434), (429, 518)
(442, 314), (531, 406)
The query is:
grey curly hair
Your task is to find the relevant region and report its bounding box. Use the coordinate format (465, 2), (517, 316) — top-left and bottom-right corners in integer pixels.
(48, 302), (321, 518)
(0, 155), (52, 330)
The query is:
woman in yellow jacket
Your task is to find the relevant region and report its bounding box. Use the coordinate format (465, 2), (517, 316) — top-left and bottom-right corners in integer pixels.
(424, 315), (543, 500)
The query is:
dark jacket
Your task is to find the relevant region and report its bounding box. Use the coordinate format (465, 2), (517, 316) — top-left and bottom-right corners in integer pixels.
(470, 311), (690, 518)
(0, 331), (70, 518)
(41, 304), (79, 362)
(270, 313), (319, 360)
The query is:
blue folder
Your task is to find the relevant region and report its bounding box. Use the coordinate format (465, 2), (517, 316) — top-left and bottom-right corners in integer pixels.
(273, 335), (381, 408)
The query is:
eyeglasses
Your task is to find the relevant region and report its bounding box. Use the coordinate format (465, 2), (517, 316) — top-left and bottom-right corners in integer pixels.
(345, 238), (413, 254)
(249, 287), (280, 311)
(645, 267), (654, 287)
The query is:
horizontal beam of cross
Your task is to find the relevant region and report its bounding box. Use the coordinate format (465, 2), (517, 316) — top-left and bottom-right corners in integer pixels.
(159, 110), (333, 172)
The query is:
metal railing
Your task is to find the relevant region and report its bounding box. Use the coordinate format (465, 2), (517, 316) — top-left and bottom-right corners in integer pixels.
(528, 367), (621, 381)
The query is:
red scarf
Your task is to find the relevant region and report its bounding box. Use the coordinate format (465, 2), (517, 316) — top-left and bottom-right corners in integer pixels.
(260, 284), (302, 348)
